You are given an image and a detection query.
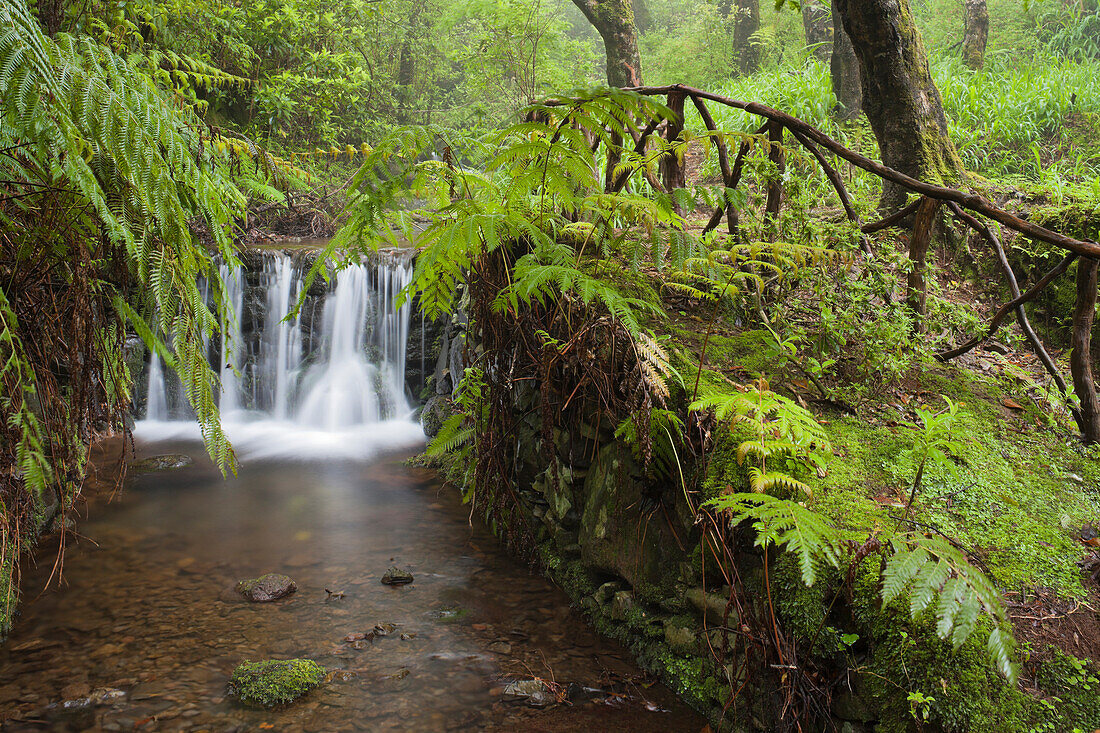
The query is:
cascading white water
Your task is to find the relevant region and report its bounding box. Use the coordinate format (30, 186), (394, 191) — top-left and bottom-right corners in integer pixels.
(219, 263), (245, 416)
(138, 250), (425, 461)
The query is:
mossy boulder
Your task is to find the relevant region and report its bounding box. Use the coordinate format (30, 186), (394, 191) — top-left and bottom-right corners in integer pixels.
(578, 444), (684, 603)
(228, 659), (325, 707)
(236, 573), (297, 602)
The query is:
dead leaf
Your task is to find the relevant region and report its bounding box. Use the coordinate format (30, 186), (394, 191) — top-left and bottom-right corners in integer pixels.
(1002, 397), (1025, 411)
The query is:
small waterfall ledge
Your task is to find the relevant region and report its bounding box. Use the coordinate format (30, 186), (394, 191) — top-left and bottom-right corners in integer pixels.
(137, 249), (426, 461)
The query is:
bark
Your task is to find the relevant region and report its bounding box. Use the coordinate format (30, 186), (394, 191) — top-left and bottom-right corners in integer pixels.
(962, 0), (989, 70)
(830, 0), (862, 120)
(835, 0), (965, 211)
(570, 0), (643, 87)
(1072, 258), (1100, 444)
(660, 91), (687, 196)
(764, 120), (785, 234)
(802, 0), (833, 63)
(906, 196), (941, 329)
(732, 0), (762, 74)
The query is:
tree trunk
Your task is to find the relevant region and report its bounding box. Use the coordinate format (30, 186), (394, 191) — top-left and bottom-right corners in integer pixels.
(570, 0), (643, 87)
(661, 91), (687, 196)
(906, 196), (941, 330)
(1071, 258), (1100, 444)
(732, 0), (762, 75)
(764, 120), (785, 234)
(835, 0), (965, 212)
(802, 0), (833, 63)
(830, 0), (862, 120)
(962, 0), (988, 70)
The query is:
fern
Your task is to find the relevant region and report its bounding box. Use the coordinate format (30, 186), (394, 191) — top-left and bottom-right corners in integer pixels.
(707, 493), (843, 586)
(883, 534), (1017, 682)
(693, 383), (830, 498)
(0, 0), (251, 485)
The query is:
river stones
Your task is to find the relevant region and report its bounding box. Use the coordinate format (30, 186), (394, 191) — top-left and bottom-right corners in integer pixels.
(236, 573), (297, 602)
(380, 566), (414, 586)
(227, 659), (324, 708)
(129, 454), (193, 473)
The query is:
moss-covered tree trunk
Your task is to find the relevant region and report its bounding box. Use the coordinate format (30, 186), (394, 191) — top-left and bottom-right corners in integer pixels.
(733, 0), (761, 74)
(570, 0), (643, 87)
(830, 0), (862, 120)
(802, 0), (832, 62)
(835, 0), (965, 210)
(962, 0), (988, 70)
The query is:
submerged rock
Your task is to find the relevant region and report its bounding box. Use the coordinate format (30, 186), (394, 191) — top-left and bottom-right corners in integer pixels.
(228, 659), (325, 708)
(236, 573), (297, 602)
(129, 454), (193, 473)
(381, 566), (414, 586)
(503, 679), (552, 707)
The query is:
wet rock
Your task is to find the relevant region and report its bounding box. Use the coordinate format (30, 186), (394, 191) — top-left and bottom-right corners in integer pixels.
(609, 590), (636, 621)
(235, 573), (297, 602)
(487, 641), (512, 655)
(429, 605), (469, 622)
(381, 566), (414, 586)
(503, 679), (550, 705)
(227, 659), (325, 708)
(448, 333), (466, 394)
(129, 454), (193, 473)
(663, 621), (697, 655)
(527, 689), (555, 707)
(833, 688), (875, 723)
(579, 445), (685, 603)
(420, 396), (454, 438)
(686, 587), (735, 626)
(90, 688), (126, 706)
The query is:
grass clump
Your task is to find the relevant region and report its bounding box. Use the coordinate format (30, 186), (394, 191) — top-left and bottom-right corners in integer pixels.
(228, 659), (325, 708)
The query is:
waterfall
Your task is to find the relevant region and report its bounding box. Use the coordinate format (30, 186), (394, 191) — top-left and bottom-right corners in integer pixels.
(137, 250), (425, 461)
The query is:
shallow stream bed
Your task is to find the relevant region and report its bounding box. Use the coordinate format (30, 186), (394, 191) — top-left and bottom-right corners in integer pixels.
(0, 444), (703, 731)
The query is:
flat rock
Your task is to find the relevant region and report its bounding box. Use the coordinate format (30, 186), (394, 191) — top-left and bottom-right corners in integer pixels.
(236, 573), (297, 602)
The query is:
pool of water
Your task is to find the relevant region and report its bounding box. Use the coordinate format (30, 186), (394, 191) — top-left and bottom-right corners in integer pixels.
(0, 443), (704, 731)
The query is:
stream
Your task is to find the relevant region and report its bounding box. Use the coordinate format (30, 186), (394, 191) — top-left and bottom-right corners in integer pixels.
(0, 445), (703, 731)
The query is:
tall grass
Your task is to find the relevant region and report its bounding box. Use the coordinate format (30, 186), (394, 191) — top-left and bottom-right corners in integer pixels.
(934, 54), (1100, 180)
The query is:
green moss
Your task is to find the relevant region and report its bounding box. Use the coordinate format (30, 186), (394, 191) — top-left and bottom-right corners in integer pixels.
(228, 659), (325, 708)
(1032, 647), (1100, 731)
(849, 566), (1031, 733)
(807, 365), (1100, 599)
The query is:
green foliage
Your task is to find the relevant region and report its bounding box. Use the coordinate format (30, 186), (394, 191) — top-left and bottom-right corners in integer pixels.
(1033, 647), (1100, 731)
(707, 492), (842, 586)
(882, 534), (1016, 682)
(228, 659), (326, 707)
(693, 383), (830, 497)
(903, 396), (967, 512)
(425, 367), (484, 500)
(614, 407), (685, 480)
(701, 387), (1016, 681)
(1, 0), (246, 485)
